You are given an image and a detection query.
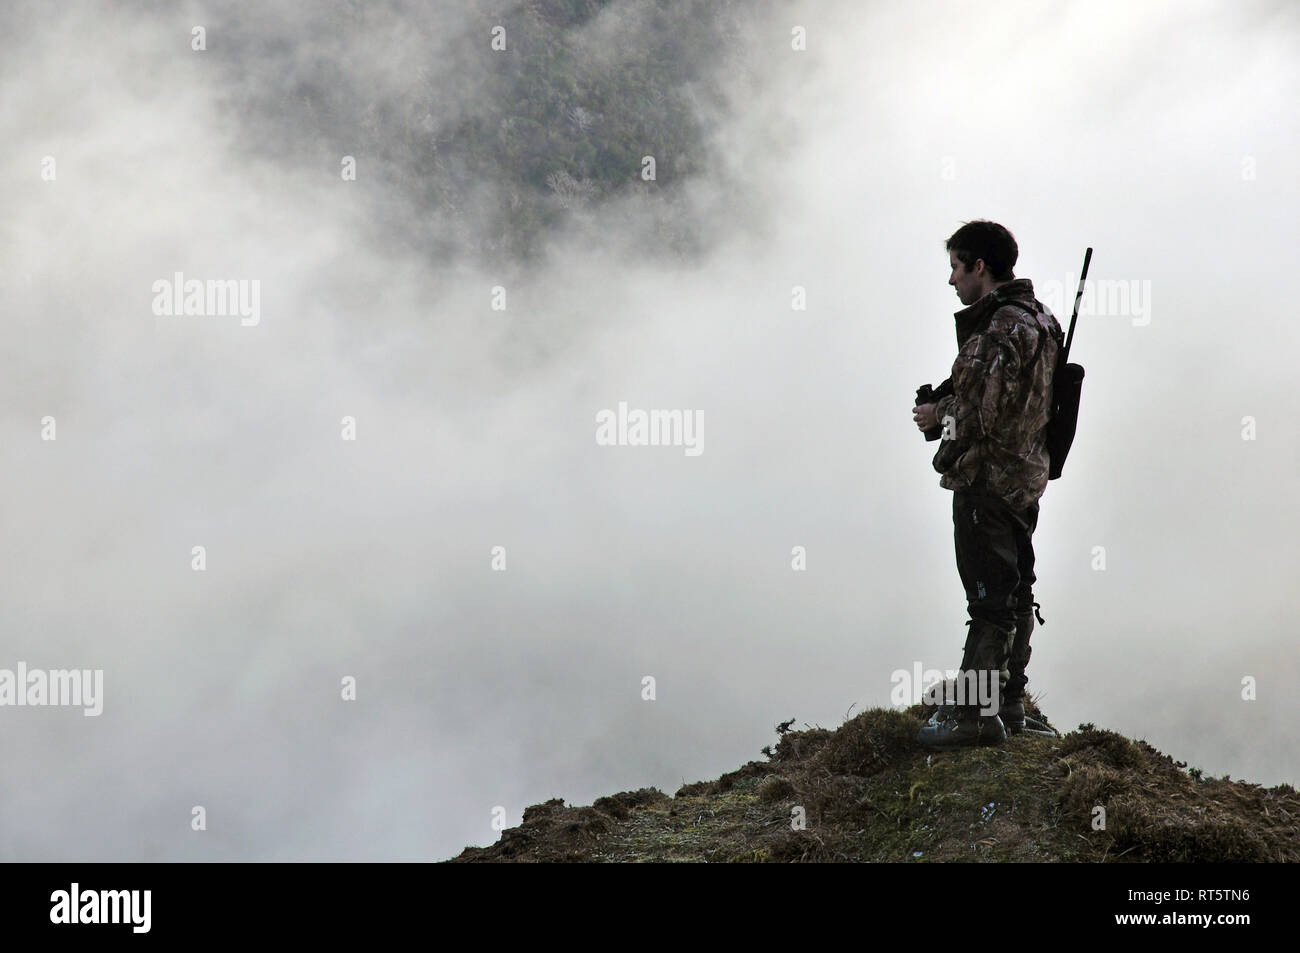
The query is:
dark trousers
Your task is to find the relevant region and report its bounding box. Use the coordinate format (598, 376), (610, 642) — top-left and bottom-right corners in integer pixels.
(953, 489), (1039, 629)
(952, 488), (1040, 707)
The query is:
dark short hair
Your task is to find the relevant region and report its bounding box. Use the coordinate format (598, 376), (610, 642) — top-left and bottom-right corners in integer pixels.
(945, 220), (1018, 281)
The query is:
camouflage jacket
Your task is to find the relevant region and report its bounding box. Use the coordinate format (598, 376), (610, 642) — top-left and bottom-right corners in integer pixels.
(931, 278), (1064, 511)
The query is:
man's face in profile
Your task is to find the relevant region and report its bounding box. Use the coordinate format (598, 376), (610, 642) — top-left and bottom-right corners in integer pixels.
(948, 250), (985, 307)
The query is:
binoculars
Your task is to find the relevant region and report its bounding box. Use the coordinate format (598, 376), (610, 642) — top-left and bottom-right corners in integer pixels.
(915, 379), (953, 442)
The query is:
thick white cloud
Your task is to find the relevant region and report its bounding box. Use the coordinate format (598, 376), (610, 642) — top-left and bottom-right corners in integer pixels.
(1, 0), (1295, 860)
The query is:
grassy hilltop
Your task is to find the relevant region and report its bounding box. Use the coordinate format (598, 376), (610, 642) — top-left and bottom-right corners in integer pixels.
(448, 698), (1299, 863)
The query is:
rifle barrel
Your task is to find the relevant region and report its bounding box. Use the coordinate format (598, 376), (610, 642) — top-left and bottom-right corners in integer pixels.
(1062, 247), (1093, 363)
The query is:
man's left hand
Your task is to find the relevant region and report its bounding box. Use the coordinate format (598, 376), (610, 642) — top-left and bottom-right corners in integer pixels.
(913, 402), (939, 431)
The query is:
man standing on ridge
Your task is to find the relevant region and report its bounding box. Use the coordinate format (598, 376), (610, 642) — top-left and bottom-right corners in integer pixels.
(911, 220), (1063, 748)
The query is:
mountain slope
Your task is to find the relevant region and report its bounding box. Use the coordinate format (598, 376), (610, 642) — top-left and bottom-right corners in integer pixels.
(448, 698), (1299, 862)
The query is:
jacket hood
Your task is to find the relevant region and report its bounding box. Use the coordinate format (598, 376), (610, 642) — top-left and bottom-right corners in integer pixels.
(953, 278), (1036, 348)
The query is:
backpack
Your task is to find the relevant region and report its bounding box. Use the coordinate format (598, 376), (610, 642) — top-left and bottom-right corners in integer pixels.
(1007, 298), (1083, 482)
(1046, 335), (1084, 481)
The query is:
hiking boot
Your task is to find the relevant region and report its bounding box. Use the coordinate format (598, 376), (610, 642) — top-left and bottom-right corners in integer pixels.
(1006, 602), (1044, 701)
(999, 696), (1025, 734)
(916, 710), (1007, 749)
(926, 704), (954, 727)
(1003, 603), (1045, 734)
(923, 677), (957, 727)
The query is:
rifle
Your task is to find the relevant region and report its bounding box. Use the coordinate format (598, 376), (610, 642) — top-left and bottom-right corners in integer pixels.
(1046, 247), (1091, 479)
